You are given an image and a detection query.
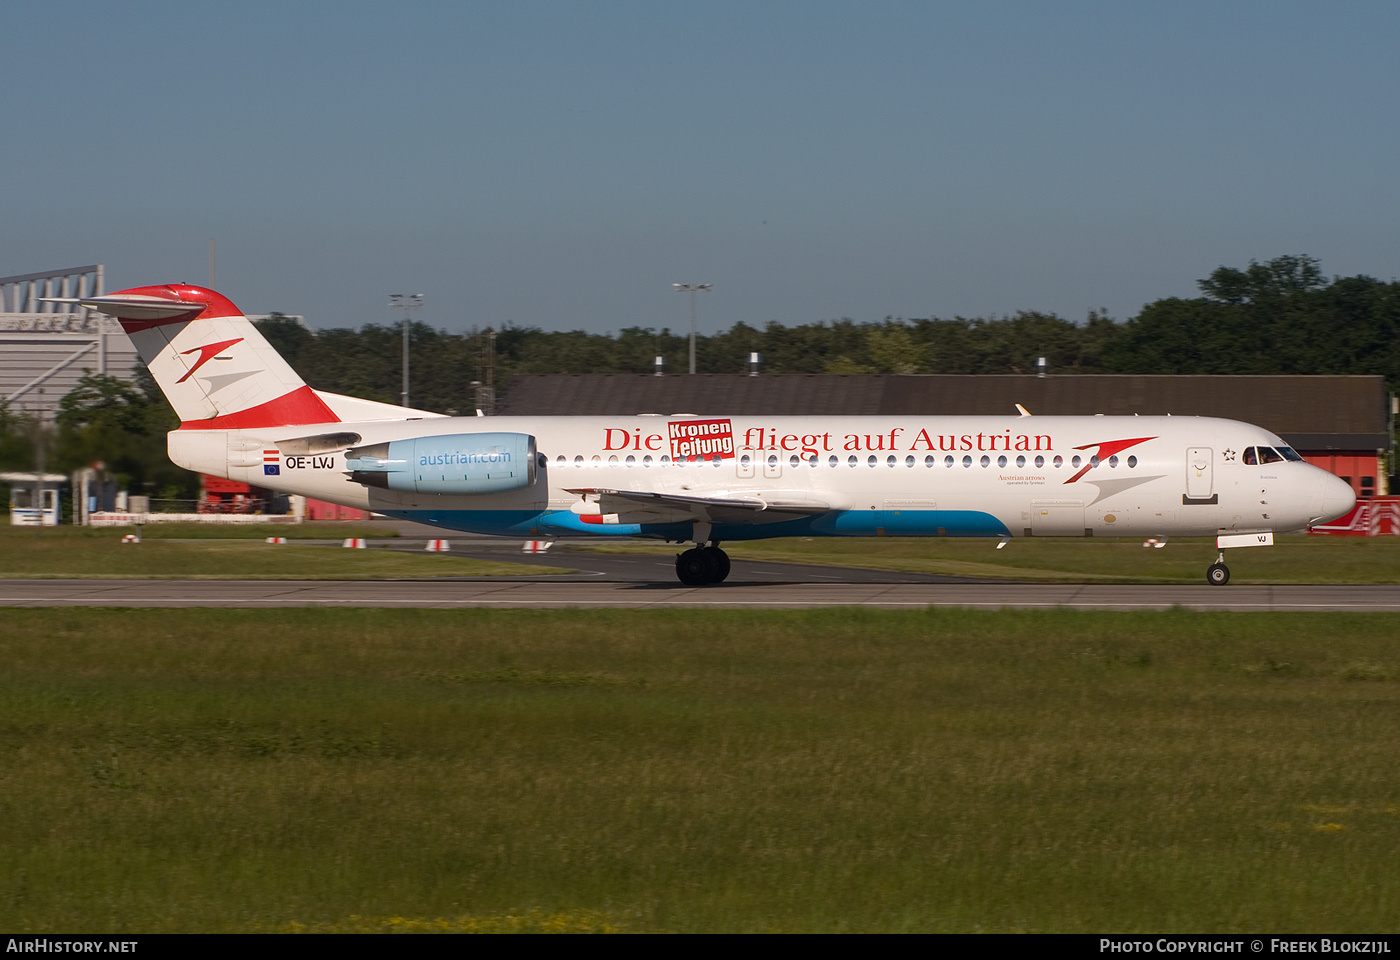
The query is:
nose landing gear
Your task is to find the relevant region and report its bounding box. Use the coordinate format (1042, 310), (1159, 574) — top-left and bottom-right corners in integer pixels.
(676, 544), (731, 585)
(1206, 551), (1230, 586)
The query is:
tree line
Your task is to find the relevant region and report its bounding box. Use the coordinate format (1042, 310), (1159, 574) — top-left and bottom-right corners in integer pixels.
(260, 254), (1400, 411)
(3, 255), (1396, 500)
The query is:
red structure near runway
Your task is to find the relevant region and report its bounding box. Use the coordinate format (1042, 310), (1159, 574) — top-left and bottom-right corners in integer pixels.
(199, 475), (367, 520)
(1309, 497), (1400, 537)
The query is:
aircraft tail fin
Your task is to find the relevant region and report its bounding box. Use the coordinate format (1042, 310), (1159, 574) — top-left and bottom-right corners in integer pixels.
(78, 284), (341, 430)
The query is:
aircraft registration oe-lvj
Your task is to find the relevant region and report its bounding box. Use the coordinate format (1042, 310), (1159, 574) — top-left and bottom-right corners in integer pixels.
(56, 284), (1357, 586)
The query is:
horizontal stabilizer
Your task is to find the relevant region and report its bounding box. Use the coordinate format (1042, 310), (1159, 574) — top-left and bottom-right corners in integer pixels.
(44, 294), (211, 321)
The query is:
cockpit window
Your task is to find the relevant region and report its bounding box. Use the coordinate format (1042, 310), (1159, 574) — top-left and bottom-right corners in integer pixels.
(1244, 445), (1297, 465)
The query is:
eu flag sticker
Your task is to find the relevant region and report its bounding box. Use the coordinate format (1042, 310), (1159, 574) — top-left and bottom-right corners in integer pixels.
(264, 465), (280, 476)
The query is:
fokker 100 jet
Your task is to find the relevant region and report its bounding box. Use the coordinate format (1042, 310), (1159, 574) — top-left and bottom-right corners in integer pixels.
(58, 284), (1357, 586)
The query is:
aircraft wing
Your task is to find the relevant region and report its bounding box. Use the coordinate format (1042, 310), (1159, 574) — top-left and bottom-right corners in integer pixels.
(564, 487), (830, 525)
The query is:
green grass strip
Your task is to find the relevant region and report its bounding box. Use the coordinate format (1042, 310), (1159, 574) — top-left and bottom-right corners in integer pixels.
(2, 607), (1397, 932)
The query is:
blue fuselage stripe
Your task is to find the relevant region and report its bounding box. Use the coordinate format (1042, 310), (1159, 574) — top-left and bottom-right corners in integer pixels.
(383, 509), (1011, 539)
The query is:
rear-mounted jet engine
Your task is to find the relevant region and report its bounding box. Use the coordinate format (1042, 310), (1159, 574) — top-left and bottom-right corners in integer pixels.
(345, 432), (539, 495)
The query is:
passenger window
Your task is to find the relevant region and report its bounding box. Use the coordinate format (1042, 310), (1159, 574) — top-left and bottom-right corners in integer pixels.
(625, 455), (635, 465)
(829, 455), (839, 467)
(1090, 455), (1100, 468)
(1016, 455), (1026, 468)
(962, 455), (972, 468)
(907, 455), (916, 467)
(1071, 455), (1082, 468)
(789, 455), (800, 467)
(886, 455), (897, 467)
(574, 455), (584, 464)
(1034, 455), (1044, 468)
(740, 454), (751, 466)
(848, 456), (859, 467)
(643, 455), (653, 465)
(1053, 455), (1062, 468)
(1109, 455), (1118, 467)
(1127, 456), (1137, 468)
(945, 455), (955, 467)
(980, 455), (990, 468)
(997, 455), (1007, 467)
(1243, 447), (1257, 465)
(867, 455), (878, 467)
(608, 455), (619, 463)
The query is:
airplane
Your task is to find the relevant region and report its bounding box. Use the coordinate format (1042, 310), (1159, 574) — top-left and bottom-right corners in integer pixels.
(59, 283), (1357, 586)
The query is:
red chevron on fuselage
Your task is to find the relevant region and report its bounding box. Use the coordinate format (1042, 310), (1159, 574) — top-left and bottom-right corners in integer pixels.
(1064, 436), (1157, 484)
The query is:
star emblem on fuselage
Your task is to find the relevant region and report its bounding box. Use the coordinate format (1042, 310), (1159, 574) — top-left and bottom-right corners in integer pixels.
(1222, 448), (1236, 461)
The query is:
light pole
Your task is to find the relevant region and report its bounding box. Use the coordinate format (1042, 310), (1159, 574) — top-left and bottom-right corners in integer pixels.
(672, 283), (712, 374)
(31, 390), (47, 534)
(390, 294), (423, 407)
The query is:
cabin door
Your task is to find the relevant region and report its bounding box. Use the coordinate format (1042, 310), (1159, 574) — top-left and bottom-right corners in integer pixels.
(1186, 447), (1213, 500)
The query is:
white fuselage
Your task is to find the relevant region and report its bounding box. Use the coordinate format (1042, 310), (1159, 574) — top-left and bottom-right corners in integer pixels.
(169, 413), (1355, 543)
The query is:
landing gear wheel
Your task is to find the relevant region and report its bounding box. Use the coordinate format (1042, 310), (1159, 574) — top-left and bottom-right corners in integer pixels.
(1206, 562), (1230, 586)
(702, 546), (731, 583)
(676, 547), (717, 586)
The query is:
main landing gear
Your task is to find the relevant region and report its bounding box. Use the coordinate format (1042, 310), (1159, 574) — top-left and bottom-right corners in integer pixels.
(676, 544), (731, 586)
(1206, 552), (1230, 586)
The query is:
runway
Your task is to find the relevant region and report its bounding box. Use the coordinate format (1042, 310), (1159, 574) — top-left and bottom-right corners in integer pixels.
(5, 534), (1395, 610)
(2, 577), (1397, 611)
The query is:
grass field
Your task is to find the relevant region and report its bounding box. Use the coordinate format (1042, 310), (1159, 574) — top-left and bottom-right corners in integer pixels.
(0, 522), (565, 579)
(590, 534), (1400, 584)
(2, 608), (1398, 933)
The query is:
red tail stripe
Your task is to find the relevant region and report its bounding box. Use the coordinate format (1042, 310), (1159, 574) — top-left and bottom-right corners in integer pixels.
(178, 385), (339, 430)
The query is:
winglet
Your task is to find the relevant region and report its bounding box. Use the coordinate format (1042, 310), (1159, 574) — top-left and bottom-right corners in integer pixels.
(1015, 403), (1032, 417)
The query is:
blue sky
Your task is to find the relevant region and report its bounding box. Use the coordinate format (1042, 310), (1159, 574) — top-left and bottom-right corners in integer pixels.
(3, 1), (1397, 334)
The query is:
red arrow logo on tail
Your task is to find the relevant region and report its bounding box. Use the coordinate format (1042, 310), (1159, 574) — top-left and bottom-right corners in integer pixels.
(176, 338), (244, 383)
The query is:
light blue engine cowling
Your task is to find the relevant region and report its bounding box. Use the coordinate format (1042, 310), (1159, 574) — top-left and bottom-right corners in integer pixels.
(345, 432), (537, 494)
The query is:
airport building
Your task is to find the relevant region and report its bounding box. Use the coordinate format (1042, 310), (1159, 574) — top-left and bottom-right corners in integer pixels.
(1, 265), (141, 418)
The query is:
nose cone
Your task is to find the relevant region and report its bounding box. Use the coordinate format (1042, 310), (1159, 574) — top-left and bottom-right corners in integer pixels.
(1314, 472), (1357, 525)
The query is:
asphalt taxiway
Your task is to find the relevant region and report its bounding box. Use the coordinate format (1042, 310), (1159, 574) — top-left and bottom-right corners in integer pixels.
(0, 579), (1396, 610)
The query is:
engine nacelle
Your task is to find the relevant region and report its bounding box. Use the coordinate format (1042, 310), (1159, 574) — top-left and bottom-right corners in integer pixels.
(345, 432), (537, 495)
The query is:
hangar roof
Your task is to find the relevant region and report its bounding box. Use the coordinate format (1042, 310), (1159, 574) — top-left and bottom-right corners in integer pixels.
(496, 374), (1392, 451)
